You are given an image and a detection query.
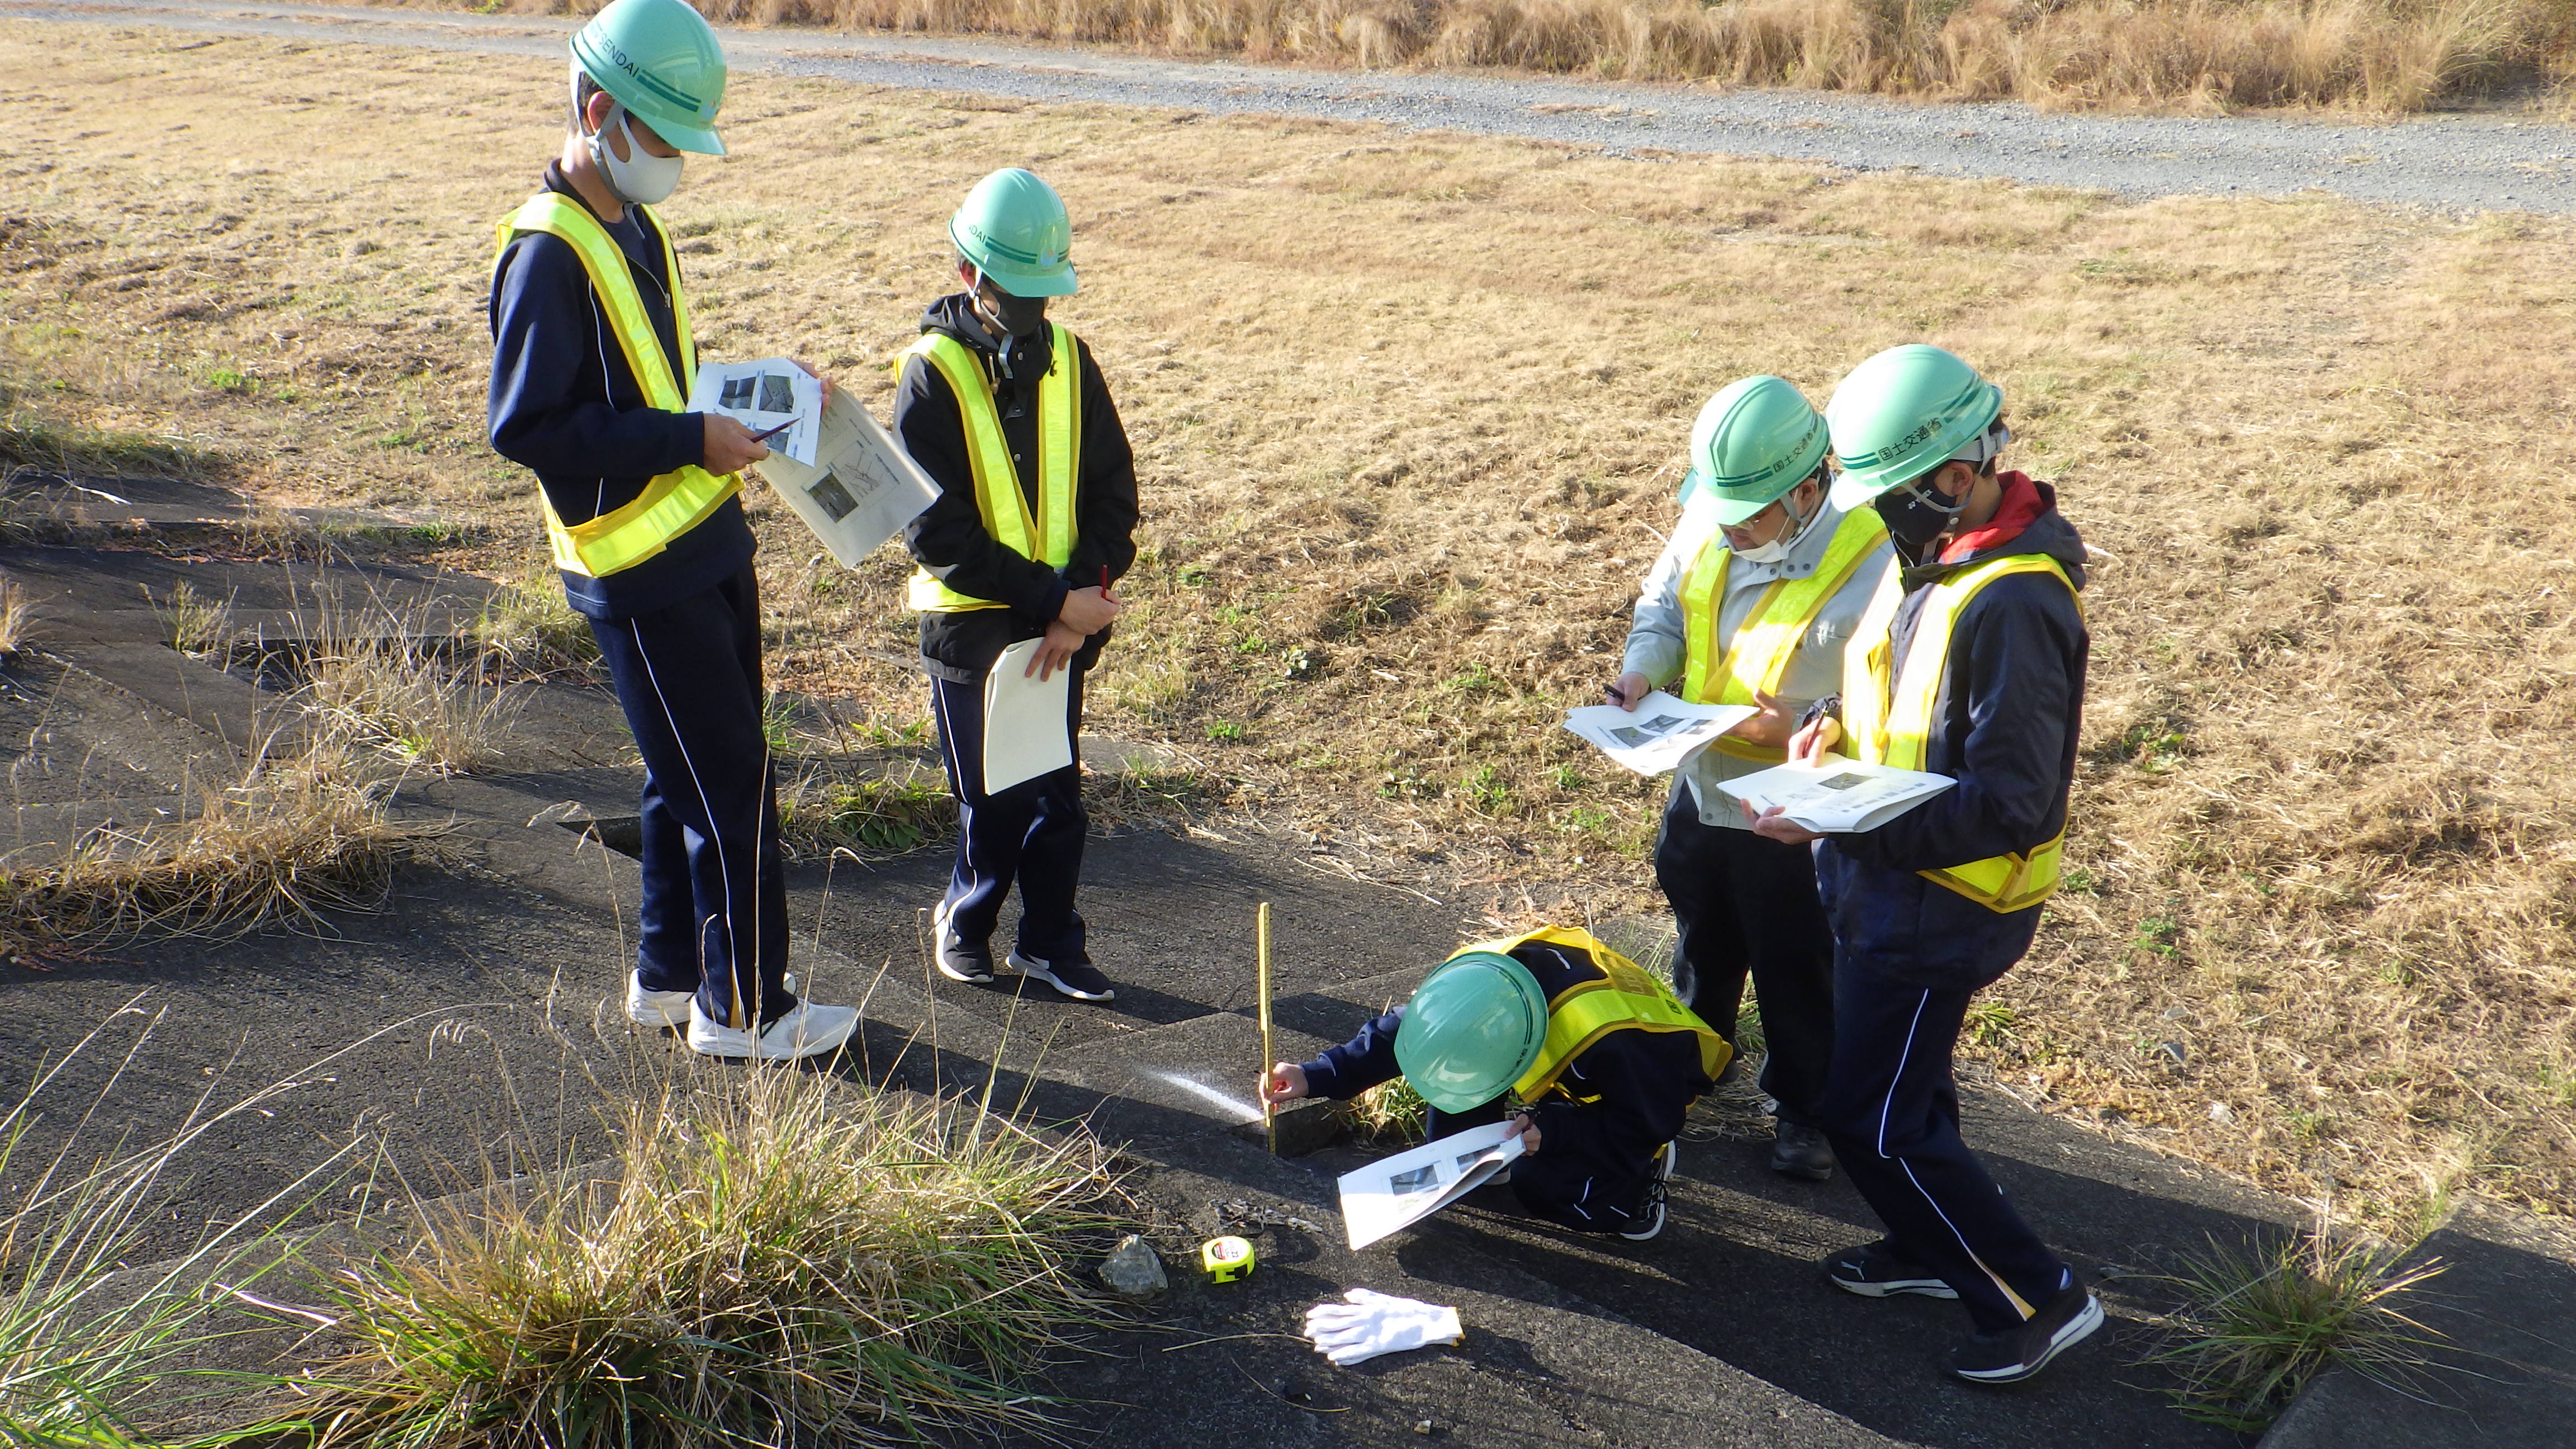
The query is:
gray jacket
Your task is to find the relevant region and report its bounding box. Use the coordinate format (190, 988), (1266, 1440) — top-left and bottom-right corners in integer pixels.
(1620, 495), (1894, 828)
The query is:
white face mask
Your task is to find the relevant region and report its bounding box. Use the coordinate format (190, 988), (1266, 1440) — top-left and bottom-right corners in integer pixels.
(589, 106), (682, 206)
(1729, 490), (1819, 565)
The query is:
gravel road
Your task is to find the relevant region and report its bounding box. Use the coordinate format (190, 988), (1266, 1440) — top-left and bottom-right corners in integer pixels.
(10, 0), (2574, 212)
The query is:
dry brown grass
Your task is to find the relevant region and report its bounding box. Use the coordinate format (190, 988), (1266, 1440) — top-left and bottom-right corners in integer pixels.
(6, 24), (2574, 1227)
(0, 738), (442, 951)
(444, 0), (2576, 111)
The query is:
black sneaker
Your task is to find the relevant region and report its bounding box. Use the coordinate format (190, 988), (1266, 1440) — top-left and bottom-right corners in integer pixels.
(1825, 1240), (1962, 1300)
(1948, 1279), (2104, 1386)
(931, 900), (994, 984)
(1618, 1142), (1677, 1242)
(1008, 949), (1116, 1002)
(1770, 1121), (1836, 1182)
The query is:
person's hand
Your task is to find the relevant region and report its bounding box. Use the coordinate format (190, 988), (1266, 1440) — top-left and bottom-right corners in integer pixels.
(796, 362), (836, 409)
(1507, 1113), (1542, 1154)
(1261, 1062), (1310, 1105)
(702, 413), (770, 475)
(1057, 584), (1121, 635)
(1744, 801), (1825, 846)
(1787, 713), (1842, 766)
(1604, 671), (1651, 712)
(1027, 620), (1085, 681)
(1727, 688), (1798, 748)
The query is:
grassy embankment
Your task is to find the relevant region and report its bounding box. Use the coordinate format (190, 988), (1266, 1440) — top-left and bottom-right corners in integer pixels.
(441, 0), (2576, 111)
(3, 23), (2573, 1229)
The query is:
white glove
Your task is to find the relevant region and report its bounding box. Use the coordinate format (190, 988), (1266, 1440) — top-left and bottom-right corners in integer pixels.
(1303, 1287), (1464, 1366)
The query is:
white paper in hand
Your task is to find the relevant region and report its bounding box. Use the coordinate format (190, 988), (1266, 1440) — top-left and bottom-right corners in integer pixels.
(1721, 756), (1955, 832)
(748, 389), (939, 567)
(688, 357), (822, 466)
(1562, 692), (1758, 776)
(982, 639), (1073, 793)
(1337, 1120), (1526, 1250)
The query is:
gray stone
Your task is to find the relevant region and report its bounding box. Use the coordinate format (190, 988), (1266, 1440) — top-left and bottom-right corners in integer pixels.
(1097, 1234), (1168, 1302)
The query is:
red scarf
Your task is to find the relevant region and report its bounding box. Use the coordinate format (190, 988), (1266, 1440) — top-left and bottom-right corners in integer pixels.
(1940, 471), (2046, 564)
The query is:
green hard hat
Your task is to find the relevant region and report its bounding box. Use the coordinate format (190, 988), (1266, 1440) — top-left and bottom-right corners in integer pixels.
(1824, 344), (2003, 501)
(571, 0), (729, 156)
(1393, 951), (1549, 1114)
(950, 168), (1077, 299)
(1682, 375), (1830, 527)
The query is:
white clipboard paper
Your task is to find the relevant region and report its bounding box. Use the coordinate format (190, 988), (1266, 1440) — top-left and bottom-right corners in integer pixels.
(747, 389), (939, 567)
(1719, 756), (1956, 833)
(982, 639), (1073, 793)
(1337, 1120), (1527, 1251)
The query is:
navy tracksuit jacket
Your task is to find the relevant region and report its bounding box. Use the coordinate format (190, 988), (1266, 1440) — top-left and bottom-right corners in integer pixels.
(895, 295), (1138, 963)
(1299, 938), (1717, 1237)
(1816, 477), (2091, 1333)
(487, 165), (792, 1031)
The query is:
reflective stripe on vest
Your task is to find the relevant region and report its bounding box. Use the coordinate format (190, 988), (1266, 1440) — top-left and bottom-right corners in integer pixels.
(1845, 552), (2082, 914)
(1443, 926), (1730, 1102)
(899, 324), (1081, 613)
(1677, 508), (1889, 764)
(492, 194), (742, 579)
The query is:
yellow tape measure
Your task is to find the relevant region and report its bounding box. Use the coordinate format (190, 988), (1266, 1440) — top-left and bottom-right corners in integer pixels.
(1201, 1235), (1257, 1282)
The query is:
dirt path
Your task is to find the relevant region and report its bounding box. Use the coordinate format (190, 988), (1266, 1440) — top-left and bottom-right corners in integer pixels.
(10, 0), (2575, 212)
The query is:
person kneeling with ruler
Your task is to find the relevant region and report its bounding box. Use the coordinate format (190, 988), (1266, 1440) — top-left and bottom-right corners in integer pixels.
(487, 0), (855, 1060)
(1261, 927), (1729, 1242)
(897, 169), (1139, 1005)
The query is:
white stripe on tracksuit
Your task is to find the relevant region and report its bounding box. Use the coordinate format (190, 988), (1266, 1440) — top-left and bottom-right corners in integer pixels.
(628, 619), (761, 1031)
(1877, 988), (2037, 1321)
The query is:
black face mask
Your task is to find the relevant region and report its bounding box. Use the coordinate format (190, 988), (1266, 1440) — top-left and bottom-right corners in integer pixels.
(1874, 471), (1968, 559)
(979, 287), (1049, 338)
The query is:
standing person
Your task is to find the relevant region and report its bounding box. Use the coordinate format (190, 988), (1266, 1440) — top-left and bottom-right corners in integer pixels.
(487, 0), (857, 1060)
(898, 168), (1139, 1003)
(1608, 376), (1890, 1183)
(1748, 343), (2099, 1384)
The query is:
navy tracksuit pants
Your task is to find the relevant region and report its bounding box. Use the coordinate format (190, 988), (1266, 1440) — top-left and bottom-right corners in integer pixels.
(1813, 847), (2071, 1334)
(586, 566), (793, 1031)
(1653, 785), (1838, 1125)
(929, 667), (1089, 963)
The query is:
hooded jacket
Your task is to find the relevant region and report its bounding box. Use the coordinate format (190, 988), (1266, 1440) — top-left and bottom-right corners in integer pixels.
(1299, 937), (1716, 1236)
(1819, 474), (2091, 987)
(894, 294), (1140, 684)
(486, 164), (755, 621)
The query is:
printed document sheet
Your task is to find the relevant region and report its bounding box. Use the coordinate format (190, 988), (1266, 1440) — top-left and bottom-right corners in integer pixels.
(1720, 756), (1955, 833)
(688, 357), (823, 466)
(741, 387), (940, 567)
(1338, 1120), (1527, 1251)
(1561, 693), (1758, 776)
(982, 638), (1074, 794)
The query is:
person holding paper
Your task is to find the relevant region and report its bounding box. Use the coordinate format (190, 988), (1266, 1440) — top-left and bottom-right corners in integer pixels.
(1606, 376), (1891, 1183)
(898, 168), (1139, 1005)
(1748, 344), (2098, 1386)
(1259, 927), (1730, 1242)
(486, 0), (856, 1060)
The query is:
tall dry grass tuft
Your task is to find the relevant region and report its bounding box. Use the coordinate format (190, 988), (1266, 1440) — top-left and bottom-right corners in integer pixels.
(295, 591), (525, 775)
(636, 0), (2576, 108)
(0, 738), (442, 953)
(0, 578), (33, 660)
(0, 1006), (357, 1447)
(293, 1067), (1129, 1449)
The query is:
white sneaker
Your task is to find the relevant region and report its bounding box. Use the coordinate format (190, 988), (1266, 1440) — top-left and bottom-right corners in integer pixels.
(626, 973), (693, 1029)
(686, 1000), (860, 1060)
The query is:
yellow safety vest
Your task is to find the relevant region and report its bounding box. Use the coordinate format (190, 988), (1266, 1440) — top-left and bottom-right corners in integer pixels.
(1447, 926), (1731, 1102)
(1844, 553), (2083, 913)
(492, 193), (742, 579)
(1677, 508), (1889, 764)
(899, 325), (1082, 613)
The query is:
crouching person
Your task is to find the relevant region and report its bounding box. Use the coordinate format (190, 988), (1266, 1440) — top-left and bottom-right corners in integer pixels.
(1261, 927), (1729, 1242)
